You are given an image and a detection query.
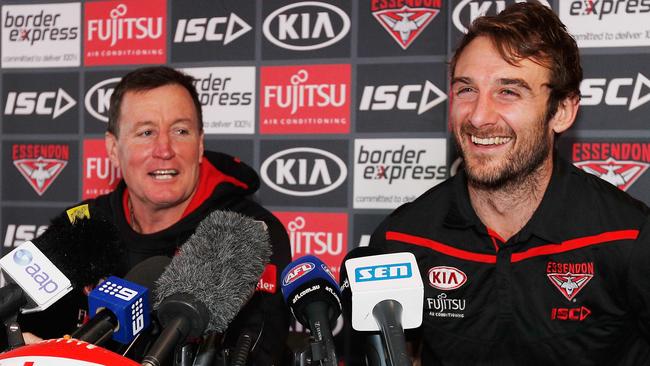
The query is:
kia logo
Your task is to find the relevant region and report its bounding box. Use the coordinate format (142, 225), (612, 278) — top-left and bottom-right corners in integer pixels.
(261, 147), (347, 197)
(263, 1), (350, 51)
(428, 266), (467, 290)
(85, 77), (121, 122)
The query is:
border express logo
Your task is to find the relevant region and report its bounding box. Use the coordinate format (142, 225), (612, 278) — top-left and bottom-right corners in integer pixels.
(84, 0), (166, 66)
(260, 64), (351, 134)
(371, 1), (441, 50)
(546, 261), (594, 301)
(12, 144), (69, 196)
(1, 3), (81, 68)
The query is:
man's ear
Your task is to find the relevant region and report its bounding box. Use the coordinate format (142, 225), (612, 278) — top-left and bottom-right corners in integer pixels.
(105, 132), (120, 169)
(550, 95), (580, 134)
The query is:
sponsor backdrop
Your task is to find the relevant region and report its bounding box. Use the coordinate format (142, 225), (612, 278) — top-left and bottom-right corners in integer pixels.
(1, 0), (649, 362)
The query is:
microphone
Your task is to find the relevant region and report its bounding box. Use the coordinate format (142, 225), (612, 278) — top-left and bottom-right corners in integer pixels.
(344, 251), (423, 366)
(339, 247), (387, 366)
(0, 208), (121, 315)
(71, 276), (150, 345)
(69, 256), (171, 345)
(280, 255), (341, 366)
(142, 210), (271, 366)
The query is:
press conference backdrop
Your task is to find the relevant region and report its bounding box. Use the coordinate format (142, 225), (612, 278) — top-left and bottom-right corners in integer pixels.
(0, 0), (649, 296)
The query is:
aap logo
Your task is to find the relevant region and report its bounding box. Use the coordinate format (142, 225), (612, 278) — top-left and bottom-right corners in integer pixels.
(283, 262), (315, 286)
(13, 249), (33, 266)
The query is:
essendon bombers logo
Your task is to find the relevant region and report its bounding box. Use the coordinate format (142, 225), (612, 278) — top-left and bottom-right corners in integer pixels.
(546, 262), (594, 301)
(371, 2), (441, 50)
(575, 158), (649, 192)
(14, 157), (67, 196)
(12, 144), (69, 196)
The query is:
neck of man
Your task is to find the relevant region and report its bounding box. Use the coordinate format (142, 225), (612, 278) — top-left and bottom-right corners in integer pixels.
(128, 195), (193, 234)
(467, 156), (554, 242)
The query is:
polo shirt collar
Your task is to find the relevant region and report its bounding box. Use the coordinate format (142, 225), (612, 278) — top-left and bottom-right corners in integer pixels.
(444, 153), (572, 245)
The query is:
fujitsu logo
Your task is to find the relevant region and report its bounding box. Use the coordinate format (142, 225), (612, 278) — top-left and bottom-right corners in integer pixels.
(288, 216), (344, 256)
(264, 69), (346, 115)
(87, 4), (163, 47)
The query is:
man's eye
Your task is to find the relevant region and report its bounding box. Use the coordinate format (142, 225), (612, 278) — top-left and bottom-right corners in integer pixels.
(138, 130), (153, 137)
(500, 89), (519, 97)
(175, 128), (189, 135)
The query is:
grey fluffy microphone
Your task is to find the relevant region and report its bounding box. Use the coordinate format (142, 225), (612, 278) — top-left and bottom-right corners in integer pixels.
(141, 210), (271, 366)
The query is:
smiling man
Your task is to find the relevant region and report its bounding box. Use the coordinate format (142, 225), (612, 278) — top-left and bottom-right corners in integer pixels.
(370, 2), (650, 365)
(18, 66), (291, 365)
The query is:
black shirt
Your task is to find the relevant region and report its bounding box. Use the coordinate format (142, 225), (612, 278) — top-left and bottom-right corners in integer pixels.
(371, 156), (650, 365)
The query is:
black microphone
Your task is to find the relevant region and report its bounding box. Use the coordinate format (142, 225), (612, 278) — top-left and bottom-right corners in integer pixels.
(70, 256), (171, 345)
(339, 247), (387, 366)
(141, 210), (271, 366)
(0, 208), (121, 348)
(341, 247), (423, 366)
(280, 255), (341, 366)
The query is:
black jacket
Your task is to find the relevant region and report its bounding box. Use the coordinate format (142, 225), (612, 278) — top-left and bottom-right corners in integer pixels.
(371, 157), (650, 365)
(19, 151), (291, 365)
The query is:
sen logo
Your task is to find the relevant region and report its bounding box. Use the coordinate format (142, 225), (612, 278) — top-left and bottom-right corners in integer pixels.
(282, 262), (315, 286)
(355, 262), (412, 282)
(428, 266), (467, 291)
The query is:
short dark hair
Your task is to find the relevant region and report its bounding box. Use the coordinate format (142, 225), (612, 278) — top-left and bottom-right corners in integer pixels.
(450, 1), (582, 119)
(107, 66), (203, 136)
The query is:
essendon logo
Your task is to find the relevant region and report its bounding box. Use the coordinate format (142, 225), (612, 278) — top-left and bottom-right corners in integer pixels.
(546, 261), (594, 301)
(260, 64), (350, 134)
(12, 144), (69, 196)
(575, 158), (649, 191)
(275, 212), (348, 281)
(571, 143), (650, 191)
(84, 0), (166, 66)
(428, 266), (467, 291)
(371, 2), (441, 50)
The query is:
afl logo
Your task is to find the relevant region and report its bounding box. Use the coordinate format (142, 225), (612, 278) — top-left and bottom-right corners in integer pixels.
(282, 262), (315, 286)
(428, 266), (467, 291)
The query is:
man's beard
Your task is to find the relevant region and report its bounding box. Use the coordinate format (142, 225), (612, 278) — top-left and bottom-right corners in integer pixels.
(454, 115), (553, 191)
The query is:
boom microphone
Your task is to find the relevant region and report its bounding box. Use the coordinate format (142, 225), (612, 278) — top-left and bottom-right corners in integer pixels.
(281, 255), (341, 366)
(141, 210), (271, 366)
(0, 206), (121, 315)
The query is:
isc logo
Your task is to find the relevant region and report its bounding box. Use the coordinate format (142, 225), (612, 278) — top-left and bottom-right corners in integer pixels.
(4, 89), (76, 119)
(355, 262), (411, 282)
(282, 262), (315, 286)
(174, 14), (252, 44)
(4, 224), (48, 248)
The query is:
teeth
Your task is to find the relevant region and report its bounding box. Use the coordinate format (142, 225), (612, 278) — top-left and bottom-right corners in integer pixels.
(471, 135), (511, 146)
(149, 170), (178, 179)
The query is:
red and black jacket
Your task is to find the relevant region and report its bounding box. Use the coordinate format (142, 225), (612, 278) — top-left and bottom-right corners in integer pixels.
(370, 156), (650, 365)
(19, 151), (291, 366)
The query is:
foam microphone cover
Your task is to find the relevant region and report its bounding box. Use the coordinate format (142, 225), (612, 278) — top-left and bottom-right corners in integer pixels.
(32, 209), (122, 289)
(153, 210), (272, 332)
